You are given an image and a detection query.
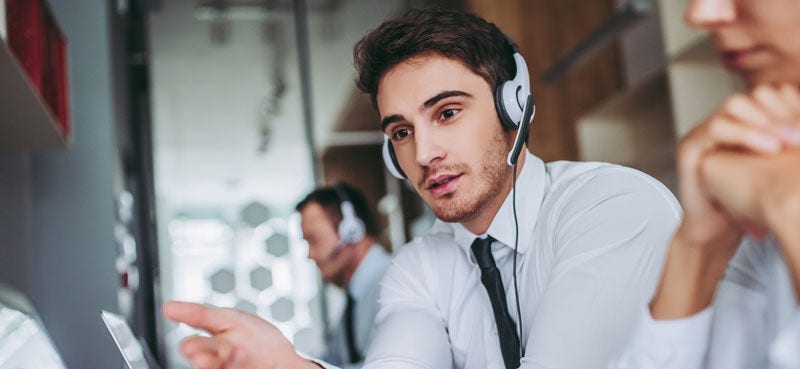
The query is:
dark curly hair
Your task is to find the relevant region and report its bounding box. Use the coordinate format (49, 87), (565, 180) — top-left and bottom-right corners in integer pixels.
(353, 7), (517, 111)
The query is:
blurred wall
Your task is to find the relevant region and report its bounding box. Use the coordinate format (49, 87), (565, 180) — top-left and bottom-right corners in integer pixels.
(0, 0), (124, 367)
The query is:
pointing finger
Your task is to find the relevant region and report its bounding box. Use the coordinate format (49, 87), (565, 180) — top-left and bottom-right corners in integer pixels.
(163, 301), (240, 335)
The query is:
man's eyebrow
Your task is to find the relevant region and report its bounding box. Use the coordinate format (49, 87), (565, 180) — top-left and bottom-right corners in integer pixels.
(380, 114), (405, 131)
(380, 91), (471, 131)
(422, 90), (472, 110)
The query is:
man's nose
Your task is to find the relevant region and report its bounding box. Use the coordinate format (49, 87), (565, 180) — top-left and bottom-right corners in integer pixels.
(414, 126), (446, 168)
(685, 0), (736, 30)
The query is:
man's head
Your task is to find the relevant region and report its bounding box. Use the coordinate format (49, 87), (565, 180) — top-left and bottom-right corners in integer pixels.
(296, 183), (378, 287)
(353, 8), (523, 233)
(686, 0), (800, 85)
(354, 7), (516, 109)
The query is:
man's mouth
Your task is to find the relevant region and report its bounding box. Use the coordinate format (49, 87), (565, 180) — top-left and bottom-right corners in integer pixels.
(425, 174), (462, 198)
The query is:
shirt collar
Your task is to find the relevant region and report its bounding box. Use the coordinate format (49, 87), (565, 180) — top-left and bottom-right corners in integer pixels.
(348, 245), (390, 299)
(445, 151), (547, 255)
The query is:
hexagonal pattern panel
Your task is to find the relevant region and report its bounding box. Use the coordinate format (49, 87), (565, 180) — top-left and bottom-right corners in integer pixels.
(249, 266), (273, 291)
(240, 201), (270, 228)
(270, 297), (294, 322)
(209, 268), (236, 294)
(293, 327), (315, 350)
(235, 300), (258, 315)
(266, 233), (289, 257)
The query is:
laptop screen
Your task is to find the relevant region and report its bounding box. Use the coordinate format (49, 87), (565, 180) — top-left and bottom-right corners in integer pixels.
(101, 310), (162, 369)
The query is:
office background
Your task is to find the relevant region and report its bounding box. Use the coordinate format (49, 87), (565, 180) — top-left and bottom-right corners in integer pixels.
(0, 0), (739, 367)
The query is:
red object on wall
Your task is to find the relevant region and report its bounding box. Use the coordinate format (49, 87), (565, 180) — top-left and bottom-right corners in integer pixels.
(5, 0), (45, 91)
(42, 8), (69, 136)
(5, 0), (70, 136)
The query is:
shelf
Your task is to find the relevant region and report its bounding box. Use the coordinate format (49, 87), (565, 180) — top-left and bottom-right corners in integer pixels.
(0, 39), (70, 151)
(671, 36), (718, 64)
(576, 72), (678, 191)
(577, 72), (674, 165)
(666, 37), (743, 137)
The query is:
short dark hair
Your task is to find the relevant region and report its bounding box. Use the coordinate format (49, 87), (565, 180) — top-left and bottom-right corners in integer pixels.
(295, 182), (379, 237)
(353, 7), (516, 110)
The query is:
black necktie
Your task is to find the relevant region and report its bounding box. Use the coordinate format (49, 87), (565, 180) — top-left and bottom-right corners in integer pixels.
(471, 236), (521, 369)
(344, 292), (362, 363)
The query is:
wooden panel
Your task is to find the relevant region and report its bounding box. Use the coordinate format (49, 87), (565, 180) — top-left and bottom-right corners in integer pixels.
(470, 0), (624, 161)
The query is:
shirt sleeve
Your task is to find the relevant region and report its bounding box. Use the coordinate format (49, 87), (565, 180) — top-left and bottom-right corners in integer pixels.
(770, 309), (800, 369)
(606, 307), (713, 369)
(360, 242), (453, 369)
(522, 167), (681, 369)
(610, 238), (772, 369)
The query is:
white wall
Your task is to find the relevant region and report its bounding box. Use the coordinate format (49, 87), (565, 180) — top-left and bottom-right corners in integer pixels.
(150, 0), (403, 217)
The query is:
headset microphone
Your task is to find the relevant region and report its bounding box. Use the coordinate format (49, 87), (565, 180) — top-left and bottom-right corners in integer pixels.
(506, 95), (534, 166)
(328, 238), (349, 261)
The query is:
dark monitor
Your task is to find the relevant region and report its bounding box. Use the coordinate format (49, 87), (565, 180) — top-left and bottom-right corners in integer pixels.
(0, 285), (67, 368)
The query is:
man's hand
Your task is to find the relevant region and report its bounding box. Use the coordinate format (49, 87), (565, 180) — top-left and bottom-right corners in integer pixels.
(163, 301), (319, 369)
(651, 84), (800, 319)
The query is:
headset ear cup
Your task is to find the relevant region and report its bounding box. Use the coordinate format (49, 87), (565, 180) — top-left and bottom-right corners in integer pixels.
(495, 81), (516, 131)
(382, 137), (406, 179)
(338, 201), (366, 245)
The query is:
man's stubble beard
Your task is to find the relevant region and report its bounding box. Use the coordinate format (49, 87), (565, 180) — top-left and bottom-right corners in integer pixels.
(427, 131), (513, 224)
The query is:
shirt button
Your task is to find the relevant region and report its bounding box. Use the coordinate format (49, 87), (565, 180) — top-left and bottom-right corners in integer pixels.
(492, 327), (498, 335)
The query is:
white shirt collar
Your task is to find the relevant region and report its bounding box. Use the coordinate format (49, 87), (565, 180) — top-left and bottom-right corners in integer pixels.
(441, 151), (548, 255)
(347, 245), (390, 299)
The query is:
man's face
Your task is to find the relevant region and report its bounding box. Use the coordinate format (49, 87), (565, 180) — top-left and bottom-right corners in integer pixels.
(300, 202), (346, 284)
(377, 54), (514, 226)
(686, 0), (800, 84)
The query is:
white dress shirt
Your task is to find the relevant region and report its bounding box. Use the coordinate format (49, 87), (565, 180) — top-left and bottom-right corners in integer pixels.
(320, 151), (678, 369)
(324, 245), (391, 369)
(610, 237), (800, 369)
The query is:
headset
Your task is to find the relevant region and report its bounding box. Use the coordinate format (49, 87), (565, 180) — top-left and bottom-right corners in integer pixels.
(381, 35), (536, 180)
(329, 185), (367, 259)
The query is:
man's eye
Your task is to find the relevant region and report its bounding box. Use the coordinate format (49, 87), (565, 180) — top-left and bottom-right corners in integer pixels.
(441, 109), (458, 119)
(392, 129), (411, 141)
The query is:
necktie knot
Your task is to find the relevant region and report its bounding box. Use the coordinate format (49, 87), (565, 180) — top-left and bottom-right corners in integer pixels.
(471, 235), (497, 270)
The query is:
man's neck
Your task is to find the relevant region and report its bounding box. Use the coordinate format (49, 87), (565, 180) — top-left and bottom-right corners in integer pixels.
(461, 150), (527, 235)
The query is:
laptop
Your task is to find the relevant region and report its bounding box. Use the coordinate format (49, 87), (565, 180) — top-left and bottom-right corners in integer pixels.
(101, 310), (163, 369)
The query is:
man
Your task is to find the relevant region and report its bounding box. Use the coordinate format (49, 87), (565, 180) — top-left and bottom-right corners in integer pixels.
(296, 183), (390, 369)
(163, 8), (680, 369)
(610, 0), (800, 368)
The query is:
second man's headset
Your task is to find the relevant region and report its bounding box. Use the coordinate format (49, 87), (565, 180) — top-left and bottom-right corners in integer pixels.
(381, 36), (536, 179)
(329, 185), (367, 259)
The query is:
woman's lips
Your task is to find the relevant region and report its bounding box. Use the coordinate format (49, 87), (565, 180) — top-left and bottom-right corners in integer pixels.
(721, 47), (764, 70)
